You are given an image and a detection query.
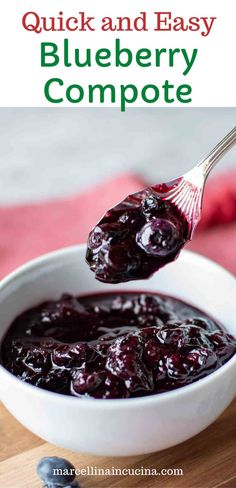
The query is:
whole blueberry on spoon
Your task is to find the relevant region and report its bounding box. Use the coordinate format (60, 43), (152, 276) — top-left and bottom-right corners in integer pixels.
(86, 127), (236, 283)
(37, 456), (79, 488)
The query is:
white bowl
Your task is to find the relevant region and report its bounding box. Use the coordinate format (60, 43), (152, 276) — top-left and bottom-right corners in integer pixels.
(0, 245), (235, 456)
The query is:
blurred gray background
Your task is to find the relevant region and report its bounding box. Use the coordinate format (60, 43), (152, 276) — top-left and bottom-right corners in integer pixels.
(0, 108), (235, 205)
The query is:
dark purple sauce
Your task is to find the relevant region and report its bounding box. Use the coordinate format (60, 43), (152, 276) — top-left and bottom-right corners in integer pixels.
(86, 186), (189, 283)
(1, 292), (235, 399)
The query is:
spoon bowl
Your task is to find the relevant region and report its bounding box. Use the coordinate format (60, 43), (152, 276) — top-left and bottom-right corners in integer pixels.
(86, 127), (236, 283)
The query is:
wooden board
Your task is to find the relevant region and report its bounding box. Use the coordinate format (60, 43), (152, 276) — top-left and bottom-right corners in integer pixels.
(0, 400), (235, 488)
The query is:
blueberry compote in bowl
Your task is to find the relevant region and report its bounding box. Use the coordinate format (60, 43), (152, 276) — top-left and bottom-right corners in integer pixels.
(0, 245), (235, 456)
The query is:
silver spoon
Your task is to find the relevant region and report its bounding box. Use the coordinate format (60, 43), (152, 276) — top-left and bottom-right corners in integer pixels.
(86, 127), (236, 283)
(158, 126), (236, 238)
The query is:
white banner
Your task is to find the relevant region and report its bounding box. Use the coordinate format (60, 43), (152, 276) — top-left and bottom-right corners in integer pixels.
(0, 0), (235, 108)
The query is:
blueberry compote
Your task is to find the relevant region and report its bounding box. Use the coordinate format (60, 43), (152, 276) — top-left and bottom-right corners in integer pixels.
(86, 186), (189, 283)
(1, 292), (235, 399)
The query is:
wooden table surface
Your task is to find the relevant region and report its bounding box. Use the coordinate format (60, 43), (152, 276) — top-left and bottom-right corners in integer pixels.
(0, 400), (235, 488)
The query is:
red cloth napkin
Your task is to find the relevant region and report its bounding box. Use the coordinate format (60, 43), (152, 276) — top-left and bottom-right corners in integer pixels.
(187, 170), (236, 275)
(0, 174), (144, 279)
(0, 171), (235, 279)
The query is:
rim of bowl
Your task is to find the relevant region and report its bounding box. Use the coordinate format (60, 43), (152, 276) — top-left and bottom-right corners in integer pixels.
(0, 244), (235, 409)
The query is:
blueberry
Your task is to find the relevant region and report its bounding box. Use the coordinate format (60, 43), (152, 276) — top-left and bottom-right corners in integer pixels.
(136, 218), (182, 256)
(72, 370), (105, 395)
(52, 343), (93, 369)
(141, 196), (165, 214)
(87, 225), (104, 250)
(106, 333), (154, 393)
(36, 369), (70, 394)
(37, 456), (79, 487)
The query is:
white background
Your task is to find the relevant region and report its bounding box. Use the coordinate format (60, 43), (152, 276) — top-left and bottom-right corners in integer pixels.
(0, 0), (235, 107)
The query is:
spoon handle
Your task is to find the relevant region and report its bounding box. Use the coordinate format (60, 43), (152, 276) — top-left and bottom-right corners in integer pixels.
(197, 126), (236, 178)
